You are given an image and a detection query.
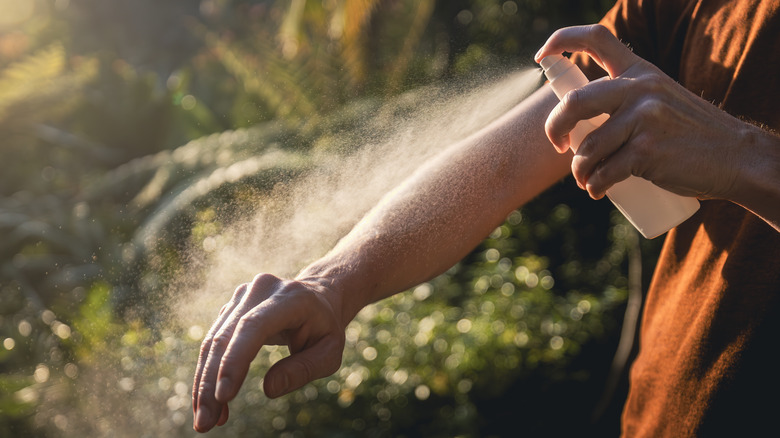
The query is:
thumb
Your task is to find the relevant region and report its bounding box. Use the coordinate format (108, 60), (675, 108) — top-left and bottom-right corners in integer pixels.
(535, 24), (641, 78)
(263, 334), (344, 398)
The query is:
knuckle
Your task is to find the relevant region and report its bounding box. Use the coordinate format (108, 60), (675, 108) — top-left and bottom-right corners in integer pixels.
(197, 379), (216, 400)
(636, 98), (665, 120)
(217, 300), (233, 318)
(590, 24), (615, 43)
(549, 27), (567, 42)
(203, 320), (223, 342)
(236, 312), (259, 333)
(199, 338), (214, 357)
(631, 132), (655, 159)
(232, 282), (247, 297)
(251, 272), (269, 284)
(228, 284), (248, 306)
(248, 273), (278, 294)
(570, 156), (588, 181)
(279, 281), (313, 304)
(637, 73), (666, 94)
(236, 307), (270, 335)
(237, 308), (256, 324)
(241, 273), (280, 303)
(579, 134), (595, 154)
(249, 273), (289, 300)
(561, 87), (583, 110)
(211, 330), (233, 351)
(252, 272), (278, 286)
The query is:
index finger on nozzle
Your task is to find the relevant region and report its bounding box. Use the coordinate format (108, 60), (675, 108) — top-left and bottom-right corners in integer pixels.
(535, 24), (638, 78)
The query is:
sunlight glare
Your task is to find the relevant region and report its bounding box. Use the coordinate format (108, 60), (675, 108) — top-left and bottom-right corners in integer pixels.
(0, 0), (35, 28)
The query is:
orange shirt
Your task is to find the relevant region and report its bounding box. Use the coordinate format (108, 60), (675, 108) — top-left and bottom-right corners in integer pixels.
(577, 0), (780, 435)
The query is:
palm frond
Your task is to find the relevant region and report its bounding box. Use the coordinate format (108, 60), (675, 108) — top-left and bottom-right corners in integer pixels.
(335, 0), (381, 88)
(0, 43), (97, 127)
(132, 148), (312, 253)
(203, 29), (318, 122)
(385, 0), (436, 93)
(81, 123), (291, 205)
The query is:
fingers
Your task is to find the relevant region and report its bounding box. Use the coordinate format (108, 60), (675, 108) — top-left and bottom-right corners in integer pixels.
(193, 274), (279, 432)
(576, 145), (635, 199)
(570, 99), (636, 189)
(544, 76), (624, 151)
(544, 76), (636, 194)
(535, 24), (654, 195)
(263, 332), (344, 398)
(217, 404), (229, 427)
(535, 24), (641, 78)
(192, 284), (247, 424)
(193, 272), (346, 434)
(546, 70), (689, 198)
(214, 287), (329, 402)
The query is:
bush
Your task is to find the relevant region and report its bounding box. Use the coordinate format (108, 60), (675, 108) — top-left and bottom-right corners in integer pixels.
(1, 1), (642, 437)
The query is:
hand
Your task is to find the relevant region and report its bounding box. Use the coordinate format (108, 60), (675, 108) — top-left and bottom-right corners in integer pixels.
(192, 273), (346, 433)
(534, 24), (750, 201)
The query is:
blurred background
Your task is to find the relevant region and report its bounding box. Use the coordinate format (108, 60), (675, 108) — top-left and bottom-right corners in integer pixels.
(0, 1), (664, 437)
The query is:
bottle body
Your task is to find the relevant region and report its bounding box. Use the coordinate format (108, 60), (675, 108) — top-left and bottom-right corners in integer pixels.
(540, 54), (699, 239)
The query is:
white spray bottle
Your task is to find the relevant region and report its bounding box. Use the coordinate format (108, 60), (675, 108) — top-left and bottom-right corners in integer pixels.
(539, 54), (699, 239)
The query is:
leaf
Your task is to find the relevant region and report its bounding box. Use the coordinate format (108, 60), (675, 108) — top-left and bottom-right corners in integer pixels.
(132, 147), (312, 254)
(0, 43), (97, 126)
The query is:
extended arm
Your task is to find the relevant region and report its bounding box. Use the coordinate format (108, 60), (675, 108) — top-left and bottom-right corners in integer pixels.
(299, 86), (572, 323)
(192, 85), (571, 432)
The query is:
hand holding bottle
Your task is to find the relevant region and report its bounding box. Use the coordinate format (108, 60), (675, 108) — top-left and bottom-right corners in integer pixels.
(534, 25), (755, 215)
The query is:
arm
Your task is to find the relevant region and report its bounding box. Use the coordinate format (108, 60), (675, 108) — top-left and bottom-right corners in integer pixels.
(299, 86), (572, 323)
(192, 85), (571, 432)
(535, 25), (780, 232)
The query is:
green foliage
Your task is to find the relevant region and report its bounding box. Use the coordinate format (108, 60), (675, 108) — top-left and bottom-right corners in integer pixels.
(0, 43), (98, 195)
(0, 0), (635, 436)
(146, 198), (632, 437)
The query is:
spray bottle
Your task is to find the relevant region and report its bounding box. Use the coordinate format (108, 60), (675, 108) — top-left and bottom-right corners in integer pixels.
(539, 54), (699, 239)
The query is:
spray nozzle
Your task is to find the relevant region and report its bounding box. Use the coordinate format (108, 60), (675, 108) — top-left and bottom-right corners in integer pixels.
(538, 54), (577, 84)
(539, 54), (564, 71)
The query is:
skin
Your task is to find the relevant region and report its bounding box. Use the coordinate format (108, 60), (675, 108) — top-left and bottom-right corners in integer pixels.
(535, 24), (780, 232)
(192, 24), (780, 433)
(192, 82), (571, 433)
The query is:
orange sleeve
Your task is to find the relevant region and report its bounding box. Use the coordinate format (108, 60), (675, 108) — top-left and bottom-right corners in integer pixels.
(571, 0), (698, 81)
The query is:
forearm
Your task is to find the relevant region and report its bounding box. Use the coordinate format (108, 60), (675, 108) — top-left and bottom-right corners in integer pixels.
(297, 86), (570, 325)
(728, 123), (780, 232)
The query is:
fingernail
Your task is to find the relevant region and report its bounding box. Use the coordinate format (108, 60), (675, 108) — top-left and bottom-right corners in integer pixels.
(215, 377), (231, 401)
(195, 405), (211, 431)
(534, 48), (543, 61)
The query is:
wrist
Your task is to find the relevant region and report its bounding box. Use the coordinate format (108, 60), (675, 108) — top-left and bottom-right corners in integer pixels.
(296, 260), (368, 330)
(728, 124), (780, 230)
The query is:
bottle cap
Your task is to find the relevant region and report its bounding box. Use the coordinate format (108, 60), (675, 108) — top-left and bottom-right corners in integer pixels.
(539, 54), (564, 71)
(539, 54), (573, 82)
